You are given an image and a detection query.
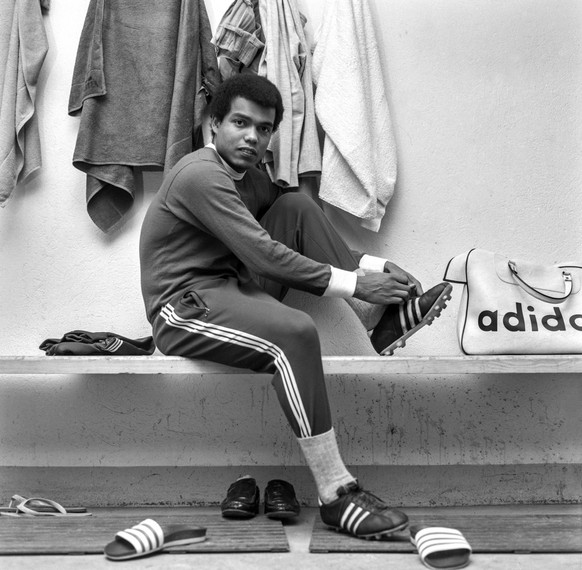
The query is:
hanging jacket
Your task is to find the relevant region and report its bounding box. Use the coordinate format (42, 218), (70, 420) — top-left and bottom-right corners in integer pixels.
(212, 0), (265, 80)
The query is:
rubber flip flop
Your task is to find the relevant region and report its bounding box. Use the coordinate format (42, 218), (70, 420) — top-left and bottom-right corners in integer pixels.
(410, 525), (472, 569)
(104, 518), (207, 560)
(0, 495), (91, 517)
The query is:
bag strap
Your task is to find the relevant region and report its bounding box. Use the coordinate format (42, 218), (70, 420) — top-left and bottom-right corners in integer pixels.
(508, 261), (573, 304)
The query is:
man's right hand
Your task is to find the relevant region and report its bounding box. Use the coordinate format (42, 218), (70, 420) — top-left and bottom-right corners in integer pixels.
(354, 272), (413, 305)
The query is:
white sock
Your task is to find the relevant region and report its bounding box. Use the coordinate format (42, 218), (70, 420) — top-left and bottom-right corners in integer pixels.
(345, 297), (385, 331)
(298, 428), (356, 503)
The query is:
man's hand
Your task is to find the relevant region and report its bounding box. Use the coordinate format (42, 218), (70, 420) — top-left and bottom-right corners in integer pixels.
(383, 261), (423, 296)
(354, 272), (413, 305)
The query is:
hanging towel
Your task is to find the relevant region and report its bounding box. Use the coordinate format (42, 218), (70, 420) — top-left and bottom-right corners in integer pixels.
(0, 0), (48, 205)
(257, 0), (321, 187)
(68, 0), (220, 233)
(312, 0), (396, 232)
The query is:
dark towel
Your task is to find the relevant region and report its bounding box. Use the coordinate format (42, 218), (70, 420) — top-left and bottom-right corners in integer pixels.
(68, 0), (220, 232)
(39, 330), (155, 356)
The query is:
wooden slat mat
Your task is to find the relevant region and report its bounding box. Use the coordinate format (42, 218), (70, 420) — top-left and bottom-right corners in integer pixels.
(0, 514), (288, 555)
(310, 514), (582, 553)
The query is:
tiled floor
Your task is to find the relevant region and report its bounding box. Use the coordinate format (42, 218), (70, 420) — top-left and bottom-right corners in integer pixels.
(1, 505), (581, 569)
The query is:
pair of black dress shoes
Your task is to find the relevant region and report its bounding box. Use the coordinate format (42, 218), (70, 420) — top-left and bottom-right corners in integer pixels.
(220, 477), (300, 520)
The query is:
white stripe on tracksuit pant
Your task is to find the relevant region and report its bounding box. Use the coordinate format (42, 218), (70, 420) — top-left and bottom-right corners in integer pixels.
(152, 277), (332, 438)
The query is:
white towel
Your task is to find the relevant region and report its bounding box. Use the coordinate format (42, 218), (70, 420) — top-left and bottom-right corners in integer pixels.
(312, 0), (396, 232)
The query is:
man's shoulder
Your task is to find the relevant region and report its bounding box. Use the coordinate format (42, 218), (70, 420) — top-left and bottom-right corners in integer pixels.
(172, 147), (223, 174)
(165, 148), (229, 195)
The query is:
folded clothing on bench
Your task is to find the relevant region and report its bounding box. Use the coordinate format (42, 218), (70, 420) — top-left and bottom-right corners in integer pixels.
(39, 330), (155, 356)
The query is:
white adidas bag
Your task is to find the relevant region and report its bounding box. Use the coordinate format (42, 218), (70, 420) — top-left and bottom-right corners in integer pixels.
(443, 249), (582, 354)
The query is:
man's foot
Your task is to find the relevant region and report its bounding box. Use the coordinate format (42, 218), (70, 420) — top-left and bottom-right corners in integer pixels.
(220, 476), (260, 519)
(264, 479), (301, 520)
(371, 282), (453, 355)
(319, 481), (408, 539)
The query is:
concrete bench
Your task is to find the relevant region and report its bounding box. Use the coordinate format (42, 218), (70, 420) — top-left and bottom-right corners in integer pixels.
(2, 354), (579, 507)
(1, 354), (582, 375)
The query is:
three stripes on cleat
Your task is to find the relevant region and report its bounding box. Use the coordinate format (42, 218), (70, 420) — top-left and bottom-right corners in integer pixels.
(398, 294), (450, 335)
(337, 502), (370, 536)
(382, 291), (451, 356)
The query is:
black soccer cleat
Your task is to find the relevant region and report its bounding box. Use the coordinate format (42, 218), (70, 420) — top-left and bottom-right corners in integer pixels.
(371, 282), (452, 355)
(319, 481), (408, 539)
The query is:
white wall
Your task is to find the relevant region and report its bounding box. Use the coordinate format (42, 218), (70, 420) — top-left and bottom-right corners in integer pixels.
(1, 0), (581, 505)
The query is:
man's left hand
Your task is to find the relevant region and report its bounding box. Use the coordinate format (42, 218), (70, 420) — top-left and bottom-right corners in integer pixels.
(383, 261), (423, 296)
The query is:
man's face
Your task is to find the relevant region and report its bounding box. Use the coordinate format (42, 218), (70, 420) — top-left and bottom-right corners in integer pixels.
(211, 96), (276, 172)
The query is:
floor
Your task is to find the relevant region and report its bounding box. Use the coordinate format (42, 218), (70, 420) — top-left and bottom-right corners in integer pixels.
(1, 505), (581, 569)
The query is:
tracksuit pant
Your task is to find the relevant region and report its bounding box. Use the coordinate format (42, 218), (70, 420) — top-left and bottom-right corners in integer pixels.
(152, 193), (359, 438)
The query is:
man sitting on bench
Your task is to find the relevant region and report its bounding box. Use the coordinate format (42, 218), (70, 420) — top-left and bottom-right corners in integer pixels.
(139, 73), (451, 539)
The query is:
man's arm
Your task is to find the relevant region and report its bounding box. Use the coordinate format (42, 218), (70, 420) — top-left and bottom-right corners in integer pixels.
(169, 162), (332, 296)
(353, 252), (424, 296)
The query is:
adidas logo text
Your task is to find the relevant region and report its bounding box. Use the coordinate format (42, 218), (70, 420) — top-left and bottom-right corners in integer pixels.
(478, 303), (582, 332)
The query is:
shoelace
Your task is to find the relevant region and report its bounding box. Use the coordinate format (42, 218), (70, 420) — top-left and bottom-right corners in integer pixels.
(339, 483), (390, 512)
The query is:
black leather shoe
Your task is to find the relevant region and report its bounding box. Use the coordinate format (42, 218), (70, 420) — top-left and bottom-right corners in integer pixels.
(220, 477), (260, 519)
(264, 479), (300, 520)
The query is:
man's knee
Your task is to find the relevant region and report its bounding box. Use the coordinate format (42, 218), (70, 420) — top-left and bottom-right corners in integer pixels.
(273, 192), (322, 217)
(275, 309), (321, 353)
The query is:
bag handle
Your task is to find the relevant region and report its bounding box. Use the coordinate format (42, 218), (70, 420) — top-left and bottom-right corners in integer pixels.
(508, 261), (573, 304)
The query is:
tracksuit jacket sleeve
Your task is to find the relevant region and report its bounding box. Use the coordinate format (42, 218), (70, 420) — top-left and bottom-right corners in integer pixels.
(166, 160), (334, 296)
